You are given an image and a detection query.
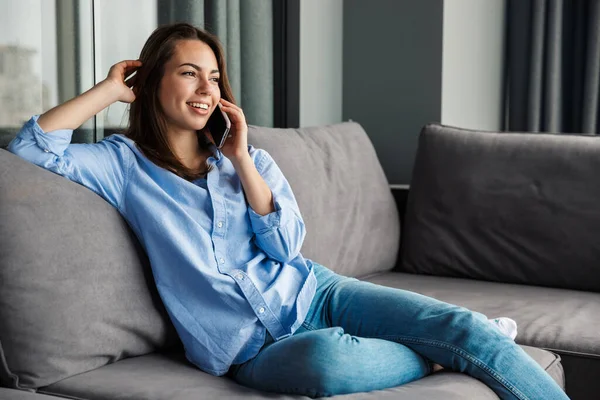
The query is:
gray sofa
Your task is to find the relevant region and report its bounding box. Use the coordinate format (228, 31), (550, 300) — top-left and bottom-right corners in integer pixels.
(1, 121), (597, 399)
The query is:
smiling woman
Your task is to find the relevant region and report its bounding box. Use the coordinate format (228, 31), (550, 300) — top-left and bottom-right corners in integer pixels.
(125, 24), (236, 181)
(6, 22), (570, 400)
(159, 41), (221, 136)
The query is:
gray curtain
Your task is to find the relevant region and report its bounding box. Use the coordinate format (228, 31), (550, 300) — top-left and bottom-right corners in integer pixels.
(157, 0), (273, 127)
(505, 0), (600, 134)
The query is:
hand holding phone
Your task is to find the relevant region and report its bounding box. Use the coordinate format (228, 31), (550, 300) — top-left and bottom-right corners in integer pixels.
(206, 104), (231, 148)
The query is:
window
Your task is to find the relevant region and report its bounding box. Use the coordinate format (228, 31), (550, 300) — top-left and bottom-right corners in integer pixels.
(94, 0), (157, 139)
(0, 0), (94, 147)
(0, 0), (274, 148)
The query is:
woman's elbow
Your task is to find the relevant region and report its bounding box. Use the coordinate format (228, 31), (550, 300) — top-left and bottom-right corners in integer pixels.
(7, 137), (24, 155)
(278, 225), (306, 263)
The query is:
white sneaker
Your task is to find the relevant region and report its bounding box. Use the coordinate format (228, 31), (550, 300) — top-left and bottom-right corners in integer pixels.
(488, 317), (518, 340)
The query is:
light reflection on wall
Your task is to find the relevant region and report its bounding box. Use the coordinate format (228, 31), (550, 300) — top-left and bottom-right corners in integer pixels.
(0, 45), (49, 127)
(96, 0), (157, 131)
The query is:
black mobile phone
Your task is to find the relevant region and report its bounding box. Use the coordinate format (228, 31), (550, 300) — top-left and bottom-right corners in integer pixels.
(206, 104), (231, 148)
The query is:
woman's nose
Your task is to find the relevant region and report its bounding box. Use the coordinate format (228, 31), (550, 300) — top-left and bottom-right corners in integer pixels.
(197, 77), (213, 94)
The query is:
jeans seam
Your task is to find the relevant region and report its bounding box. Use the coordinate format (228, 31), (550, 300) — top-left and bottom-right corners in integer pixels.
(381, 335), (530, 400)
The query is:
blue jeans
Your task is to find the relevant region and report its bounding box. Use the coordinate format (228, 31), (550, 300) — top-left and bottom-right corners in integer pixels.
(228, 262), (568, 399)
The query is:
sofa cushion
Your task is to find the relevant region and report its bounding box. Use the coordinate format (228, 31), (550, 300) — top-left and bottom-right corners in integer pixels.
(0, 150), (179, 390)
(248, 123), (399, 278)
(40, 346), (561, 400)
(401, 123), (600, 292)
(364, 272), (596, 399)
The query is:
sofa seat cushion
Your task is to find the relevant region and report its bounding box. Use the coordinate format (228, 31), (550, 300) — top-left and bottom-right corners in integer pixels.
(364, 272), (600, 359)
(364, 272), (596, 399)
(39, 347), (561, 399)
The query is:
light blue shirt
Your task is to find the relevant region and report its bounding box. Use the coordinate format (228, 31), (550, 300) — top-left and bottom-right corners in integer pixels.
(8, 116), (317, 376)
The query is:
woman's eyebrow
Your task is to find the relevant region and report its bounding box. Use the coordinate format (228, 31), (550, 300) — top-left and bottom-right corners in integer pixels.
(178, 63), (219, 74)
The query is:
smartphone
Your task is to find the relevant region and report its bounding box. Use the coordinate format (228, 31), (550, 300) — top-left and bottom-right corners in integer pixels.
(206, 104), (231, 148)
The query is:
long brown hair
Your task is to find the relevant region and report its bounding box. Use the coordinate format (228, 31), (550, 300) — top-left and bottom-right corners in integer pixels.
(125, 23), (235, 181)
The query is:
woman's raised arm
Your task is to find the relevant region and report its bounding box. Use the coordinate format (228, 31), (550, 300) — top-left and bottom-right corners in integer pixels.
(37, 60), (141, 132)
(7, 60), (142, 210)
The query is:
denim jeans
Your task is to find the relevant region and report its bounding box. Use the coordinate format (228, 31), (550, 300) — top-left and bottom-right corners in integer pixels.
(228, 262), (568, 399)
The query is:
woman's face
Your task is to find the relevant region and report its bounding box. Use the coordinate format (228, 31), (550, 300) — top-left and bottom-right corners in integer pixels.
(158, 39), (221, 136)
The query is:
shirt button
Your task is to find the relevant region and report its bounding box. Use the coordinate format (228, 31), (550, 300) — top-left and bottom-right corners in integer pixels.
(236, 273), (244, 280)
(219, 258), (225, 264)
(217, 221), (223, 228)
(258, 307), (265, 314)
(43, 149), (50, 153)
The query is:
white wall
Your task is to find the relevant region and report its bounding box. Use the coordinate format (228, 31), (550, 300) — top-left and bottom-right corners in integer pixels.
(441, 0), (506, 131)
(299, 0), (343, 127)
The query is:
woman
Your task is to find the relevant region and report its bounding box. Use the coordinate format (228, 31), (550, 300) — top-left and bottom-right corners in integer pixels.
(8, 23), (567, 399)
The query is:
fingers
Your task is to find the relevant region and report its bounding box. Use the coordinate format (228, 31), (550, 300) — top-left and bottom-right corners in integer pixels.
(122, 60), (142, 74)
(119, 59), (142, 68)
(112, 60), (142, 88)
(220, 98), (238, 109)
(109, 60), (142, 77)
(219, 99), (246, 126)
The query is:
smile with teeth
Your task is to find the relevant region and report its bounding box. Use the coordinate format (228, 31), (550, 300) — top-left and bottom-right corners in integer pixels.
(187, 102), (209, 110)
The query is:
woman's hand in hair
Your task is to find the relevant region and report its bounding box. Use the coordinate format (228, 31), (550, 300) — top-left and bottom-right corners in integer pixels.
(104, 60), (142, 104)
(37, 60), (141, 132)
(219, 98), (249, 162)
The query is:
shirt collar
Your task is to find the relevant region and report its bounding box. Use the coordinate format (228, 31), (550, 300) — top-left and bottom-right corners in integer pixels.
(207, 143), (222, 162)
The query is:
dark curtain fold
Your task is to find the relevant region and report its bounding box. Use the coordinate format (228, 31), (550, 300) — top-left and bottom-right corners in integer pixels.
(157, 0), (273, 127)
(505, 0), (600, 134)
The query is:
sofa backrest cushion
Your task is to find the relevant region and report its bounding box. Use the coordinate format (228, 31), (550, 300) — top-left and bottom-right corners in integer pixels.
(0, 150), (179, 390)
(401, 123), (600, 292)
(248, 122), (400, 278)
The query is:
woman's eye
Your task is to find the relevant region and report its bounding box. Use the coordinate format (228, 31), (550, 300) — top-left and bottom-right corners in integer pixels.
(182, 71), (196, 77)
(210, 77), (220, 83)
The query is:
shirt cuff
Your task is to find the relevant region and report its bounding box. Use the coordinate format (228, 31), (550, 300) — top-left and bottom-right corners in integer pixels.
(248, 197), (286, 233)
(30, 115), (74, 157)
